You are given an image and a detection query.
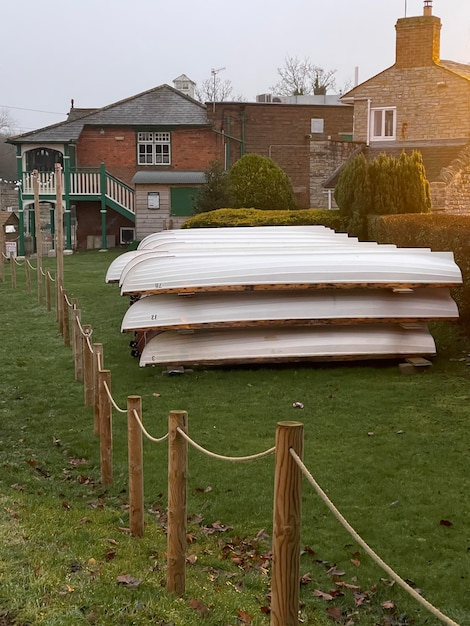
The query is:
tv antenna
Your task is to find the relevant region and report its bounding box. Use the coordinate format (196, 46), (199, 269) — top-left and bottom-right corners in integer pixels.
(211, 66), (226, 112)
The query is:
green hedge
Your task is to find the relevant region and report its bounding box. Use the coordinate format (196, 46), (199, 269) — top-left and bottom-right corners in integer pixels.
(181, 208), (347, 231)
(368, 213), (470, 323)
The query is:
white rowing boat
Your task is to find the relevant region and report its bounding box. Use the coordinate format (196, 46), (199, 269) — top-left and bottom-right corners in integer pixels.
(121, 288), (459, 332)
(138, 324), (437, 367)
(105, 239), (390, 283)
(120, 250), (461, 295)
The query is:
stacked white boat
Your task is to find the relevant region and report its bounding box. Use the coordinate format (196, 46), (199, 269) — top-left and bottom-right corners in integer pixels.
(105, 226), (462, 368)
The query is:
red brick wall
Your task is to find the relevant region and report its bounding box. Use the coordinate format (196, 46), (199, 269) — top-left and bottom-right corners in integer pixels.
(76, 126), (221, 186)
(74, 200), (133, 249)
(209, 103), (353, 208)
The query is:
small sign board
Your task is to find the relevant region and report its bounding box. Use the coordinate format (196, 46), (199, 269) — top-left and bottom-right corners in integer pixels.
(6, 241), (17, 258)
(147, 192), (160, 209)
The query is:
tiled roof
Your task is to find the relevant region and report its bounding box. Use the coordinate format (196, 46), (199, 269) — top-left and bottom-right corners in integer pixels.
(439, 60), (470, 81)
(132, 171), (206, 185)
(8, 84), (209, 144)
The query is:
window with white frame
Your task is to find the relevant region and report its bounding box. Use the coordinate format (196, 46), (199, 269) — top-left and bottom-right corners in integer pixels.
(370, 108), (396, 140)
(137, 132), (171, 165)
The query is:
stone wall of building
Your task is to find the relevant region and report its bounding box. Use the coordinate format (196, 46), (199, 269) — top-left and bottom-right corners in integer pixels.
(309, 141), (362, 209)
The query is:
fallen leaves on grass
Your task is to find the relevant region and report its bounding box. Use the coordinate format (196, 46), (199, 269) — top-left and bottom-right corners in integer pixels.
(116, 573), (142, 588)
(187, 598), (210, 617)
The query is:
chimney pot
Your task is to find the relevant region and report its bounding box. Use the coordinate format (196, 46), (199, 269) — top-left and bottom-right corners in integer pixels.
(424, 0), (432, 16)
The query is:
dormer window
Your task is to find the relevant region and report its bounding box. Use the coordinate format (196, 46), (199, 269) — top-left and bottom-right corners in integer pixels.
(370, 107), (396, 141)
(137, 132), (171, 165)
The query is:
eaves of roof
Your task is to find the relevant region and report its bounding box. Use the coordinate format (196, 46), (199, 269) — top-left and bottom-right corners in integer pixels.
(132, 171), (206, 185)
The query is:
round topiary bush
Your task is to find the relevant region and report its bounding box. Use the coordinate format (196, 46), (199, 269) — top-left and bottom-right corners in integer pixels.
(228, 153), (297, 211)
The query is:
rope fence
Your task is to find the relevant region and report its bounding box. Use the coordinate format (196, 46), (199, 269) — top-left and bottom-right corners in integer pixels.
(0, 256), (461, 626)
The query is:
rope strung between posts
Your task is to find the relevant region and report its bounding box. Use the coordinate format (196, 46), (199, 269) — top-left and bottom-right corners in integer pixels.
(75, 314), (92, 337)
(289, 449), (460, 626)
(26, 258), (36, 270)
(12, 256), (24, 267)
(102, 380), (127, 414)
(40, 266), (46, 276)
(176, 427), (275, 462)
(46, 270), (55, 282)
(85, 333), (94, 353)
(62, 288), (73, 309)
(132, 408), (168, 444)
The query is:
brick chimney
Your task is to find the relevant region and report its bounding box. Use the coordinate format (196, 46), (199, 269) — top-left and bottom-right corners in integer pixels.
(395, 1), (441, 68)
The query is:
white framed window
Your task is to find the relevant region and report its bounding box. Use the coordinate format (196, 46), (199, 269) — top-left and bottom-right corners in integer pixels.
(137, 132), (171, 165)
(370, 107), (396, 141)
(120, 227), (135, 244)
(311, 118), (324, 134)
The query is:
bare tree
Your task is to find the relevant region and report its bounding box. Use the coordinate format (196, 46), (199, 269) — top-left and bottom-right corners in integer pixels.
(271, 55), (337, 96)
(0, 108), (15, 136)
(195, 75), (234, 103)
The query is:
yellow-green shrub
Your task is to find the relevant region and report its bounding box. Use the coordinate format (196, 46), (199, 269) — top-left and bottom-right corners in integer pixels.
(182, 208), (346, 230)
(368, 213), (470, 323)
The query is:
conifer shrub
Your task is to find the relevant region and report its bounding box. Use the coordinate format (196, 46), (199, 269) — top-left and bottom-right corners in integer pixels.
(193, 160), (232, 213)
(335, 150), (431, 239)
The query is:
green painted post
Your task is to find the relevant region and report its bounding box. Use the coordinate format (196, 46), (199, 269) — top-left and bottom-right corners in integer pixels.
(100, 163), (107, 250)
(16, 150), (25, 257)
(50, 208), (55, 251)
(63, 154), (72, 250)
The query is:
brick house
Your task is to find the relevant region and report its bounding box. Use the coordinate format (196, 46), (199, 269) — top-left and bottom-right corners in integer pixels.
(8, 80), (355, 252)
(8, 85), (219, 253)
(338, 0), (470, 212)
(208, 97), (354, 209)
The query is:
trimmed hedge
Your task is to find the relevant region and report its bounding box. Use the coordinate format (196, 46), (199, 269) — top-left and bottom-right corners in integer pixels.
(181, 208), (347, 231)
(368, 213), (470, 323)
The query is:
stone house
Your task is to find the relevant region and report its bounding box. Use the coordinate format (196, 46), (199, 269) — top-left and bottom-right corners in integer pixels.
(338, 0), (470, 212)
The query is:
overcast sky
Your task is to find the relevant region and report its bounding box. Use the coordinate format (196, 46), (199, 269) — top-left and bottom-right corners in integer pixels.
(2, 0), (470, 134)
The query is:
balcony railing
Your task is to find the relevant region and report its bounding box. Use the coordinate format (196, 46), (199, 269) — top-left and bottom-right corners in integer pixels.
(21, 170), (135, 215)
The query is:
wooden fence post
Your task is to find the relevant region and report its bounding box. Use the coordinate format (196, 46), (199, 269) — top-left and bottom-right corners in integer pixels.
(98, 369), (112, 485)
(10, 256), (16, 288)
(167, 410), (188, 595)
(73, 308), (83, 381)
(83, 325), (94, 406)
(25, 260), (31, 295)
(45, 272), (51, 311)
(128, 396), (144, 537)
(62, 290), (70, 347)
(271, 421), (304, 626)
(0, 252), (4, 283)
(93, 343), (103, 436)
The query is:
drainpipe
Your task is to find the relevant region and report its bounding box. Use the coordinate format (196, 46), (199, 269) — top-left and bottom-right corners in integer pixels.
(63, 153), (72, 251)
(240, 110), (246, 157)
(226, 117), (231, 169)
(99, 163), (107, 251)
(16, 149), (25, 257)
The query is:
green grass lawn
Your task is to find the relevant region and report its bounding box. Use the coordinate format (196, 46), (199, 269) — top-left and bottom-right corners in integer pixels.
(0, 250), (469, 625)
